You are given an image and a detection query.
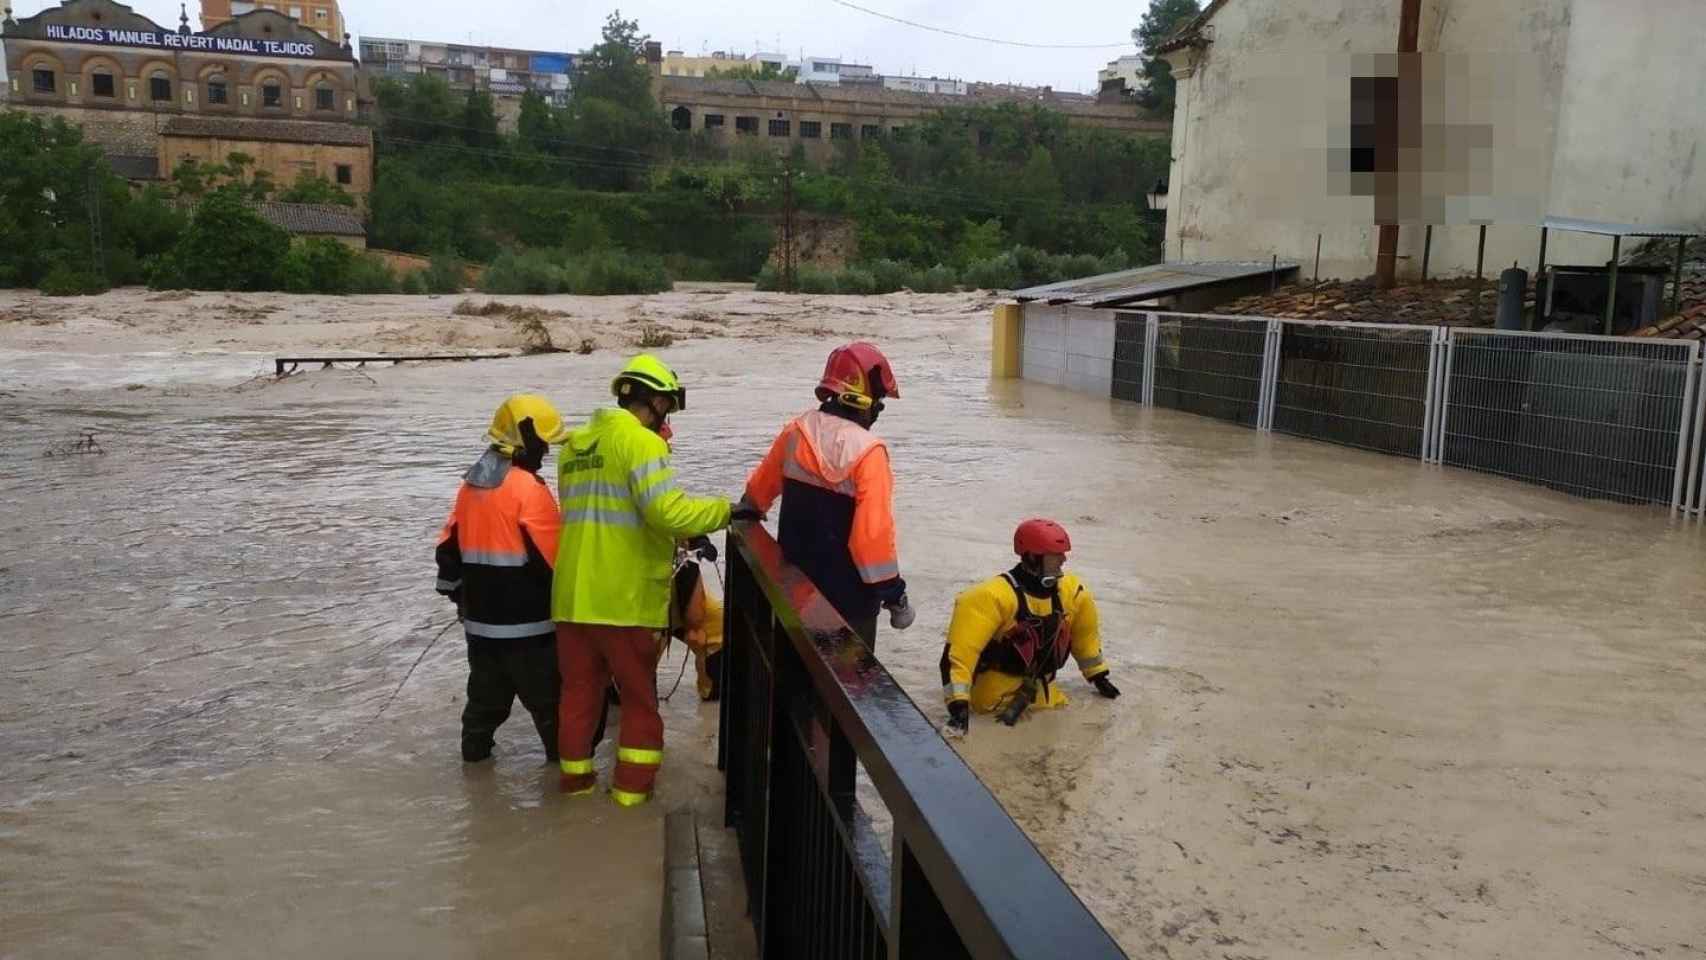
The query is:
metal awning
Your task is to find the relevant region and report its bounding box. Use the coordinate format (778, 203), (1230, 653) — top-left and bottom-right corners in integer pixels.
(1012, 260), (1299, 307)
(1541, 216), (1704, 239)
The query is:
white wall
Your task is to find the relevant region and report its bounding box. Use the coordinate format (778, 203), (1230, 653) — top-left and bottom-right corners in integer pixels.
(1161, 0), (1699, 281)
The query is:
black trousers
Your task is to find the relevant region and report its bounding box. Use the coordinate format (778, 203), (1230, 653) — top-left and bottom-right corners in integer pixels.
(462, 634), (561, 762)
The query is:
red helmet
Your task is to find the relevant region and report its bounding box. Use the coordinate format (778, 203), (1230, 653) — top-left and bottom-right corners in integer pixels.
(1014, 518), (1071, 557)
(815, 342), (899, 411)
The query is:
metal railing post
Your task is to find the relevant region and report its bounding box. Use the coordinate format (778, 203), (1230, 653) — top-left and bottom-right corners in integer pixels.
(1436, 331), (1458, 464)
(1692, 359), (1706, 522)
(1143, 312), (1158, 406)
(1671, 343), (1700, 516)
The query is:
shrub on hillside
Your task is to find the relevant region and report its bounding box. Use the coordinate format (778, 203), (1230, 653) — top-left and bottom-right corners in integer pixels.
(795, 265), (839, 295)
(961, 251), (1021, 291)
(478, 247), (671, 296)
(914, 263), (959, 293)
(39, 265), (109, 296)
(348, 254), (399, 294)
(278, 237), (357, 293)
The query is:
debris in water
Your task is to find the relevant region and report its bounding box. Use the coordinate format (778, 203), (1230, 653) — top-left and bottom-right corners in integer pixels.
(43, 430), (104, 458)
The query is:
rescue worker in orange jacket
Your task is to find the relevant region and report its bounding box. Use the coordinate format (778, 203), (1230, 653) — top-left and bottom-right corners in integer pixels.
(435, 395), (569, 763)
(736, 342), (912, 647)
(939, 519), (1121, 738)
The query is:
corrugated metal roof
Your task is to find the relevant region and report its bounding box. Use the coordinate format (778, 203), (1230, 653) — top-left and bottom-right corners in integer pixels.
(1542, 215), (1703, 239)
(1013, 260), (1300, 306)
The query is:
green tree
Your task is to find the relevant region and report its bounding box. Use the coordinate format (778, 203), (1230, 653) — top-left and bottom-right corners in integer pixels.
(572, 11), (655, 110)
(460, 88), (500, 150)
(1132, 0), (1201, 115)
(150, 185), (290, 290)
(0, 111), (107, 288)
(516, 90), (562, 153)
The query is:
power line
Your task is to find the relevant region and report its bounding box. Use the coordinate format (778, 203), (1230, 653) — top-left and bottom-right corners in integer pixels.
(827, 0), (1133, 50)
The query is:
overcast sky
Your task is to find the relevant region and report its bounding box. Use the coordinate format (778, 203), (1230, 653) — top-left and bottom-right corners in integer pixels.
(23, 0), (1142, 92)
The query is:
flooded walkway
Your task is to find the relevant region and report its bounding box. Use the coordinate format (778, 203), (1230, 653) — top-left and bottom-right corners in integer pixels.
(2, 289), (1704, 958)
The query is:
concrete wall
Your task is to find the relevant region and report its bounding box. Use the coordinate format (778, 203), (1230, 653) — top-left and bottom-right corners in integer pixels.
(1162, 0), (1702, 282)
(1018, 304), (1118, 396)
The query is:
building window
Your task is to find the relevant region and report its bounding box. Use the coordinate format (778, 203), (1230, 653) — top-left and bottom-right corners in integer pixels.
(288, 5), (302, 17)
(32, 69), (55, 94)
(768, 118), (790, 137)
(92, 72), (116, 98)
(799, 120), (821, 139)
(263, 83), (282, 108)
(207, 78), (229, 104)
(315, 85), (334, 110)
(704, 113), (724, 129)
(150, 73), (172, 102)
(670, 106), (691, 131)
(977, 128), (993, 147)
(735, 115), (758, 135)
(830, 122), (852, 140)
(861, 124), (881, 139)
(335, 164), (352, 185)
(891, 126), (904, 138)
(315, 8), (327, 19)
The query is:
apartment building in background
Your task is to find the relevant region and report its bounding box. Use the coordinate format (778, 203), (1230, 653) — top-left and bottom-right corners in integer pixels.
(358, 35), (574, 130)
(201, 0), (343, 41)
(661, 49), (794, 78)
(883, 74), (965, 96)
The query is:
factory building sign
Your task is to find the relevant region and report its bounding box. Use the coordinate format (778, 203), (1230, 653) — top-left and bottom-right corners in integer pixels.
(42, 23), (324, 59)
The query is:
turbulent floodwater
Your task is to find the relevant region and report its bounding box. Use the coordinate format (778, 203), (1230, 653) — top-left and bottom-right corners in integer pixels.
(3, 296), (1705, 959)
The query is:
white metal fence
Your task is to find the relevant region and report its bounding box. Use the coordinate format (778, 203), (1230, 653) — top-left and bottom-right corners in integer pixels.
(1019, 307), (1706, 518)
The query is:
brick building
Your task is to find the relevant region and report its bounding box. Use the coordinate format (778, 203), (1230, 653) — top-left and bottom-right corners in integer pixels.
(657, 76), (1168, 165)
(2, 0), (369, 197)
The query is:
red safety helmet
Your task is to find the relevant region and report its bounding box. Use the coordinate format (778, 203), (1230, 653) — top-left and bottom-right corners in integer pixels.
(1014, 518), (1072, 557)
(815, 341), (900, 411)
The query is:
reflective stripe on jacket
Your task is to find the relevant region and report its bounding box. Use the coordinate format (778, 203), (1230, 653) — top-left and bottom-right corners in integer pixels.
(741, 408), (902, 623)
(551, 408), (730, 628)
(435, 457), (561, 639)
(939, 572), (1106, 706)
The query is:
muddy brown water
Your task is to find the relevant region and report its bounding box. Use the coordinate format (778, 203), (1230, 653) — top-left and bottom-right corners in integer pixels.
(3, 302), (1705, 958)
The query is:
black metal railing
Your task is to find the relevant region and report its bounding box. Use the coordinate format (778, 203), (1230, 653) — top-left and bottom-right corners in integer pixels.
(717, 523), (1126, 960)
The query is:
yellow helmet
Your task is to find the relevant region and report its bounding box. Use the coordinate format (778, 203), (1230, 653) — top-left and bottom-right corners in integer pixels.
(611, 354), (687, 411)
(485, 394), (570, 455)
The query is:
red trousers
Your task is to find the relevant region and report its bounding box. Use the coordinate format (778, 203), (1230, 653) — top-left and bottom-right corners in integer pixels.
(557, 623), (664, 803)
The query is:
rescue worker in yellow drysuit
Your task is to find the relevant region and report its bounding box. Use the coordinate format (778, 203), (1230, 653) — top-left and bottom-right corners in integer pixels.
(940, 518), (1121, 737)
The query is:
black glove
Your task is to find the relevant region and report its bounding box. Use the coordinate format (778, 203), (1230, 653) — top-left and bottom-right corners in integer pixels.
(686, 535), (718, 563)
(944, 701), (969, 739)
(730, 502), (764, 523)
(1093, 675), (1121, 699)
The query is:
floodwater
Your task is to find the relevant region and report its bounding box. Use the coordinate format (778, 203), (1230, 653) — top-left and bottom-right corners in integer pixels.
(3, 290), (1705, 959)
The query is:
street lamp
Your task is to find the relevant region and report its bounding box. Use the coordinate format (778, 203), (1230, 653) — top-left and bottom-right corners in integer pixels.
(1145, 178), (1168, 212)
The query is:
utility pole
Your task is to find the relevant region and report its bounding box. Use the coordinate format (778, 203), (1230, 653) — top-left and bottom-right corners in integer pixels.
(86, 164), (106, 283)
(1375, 0), (1422, 289)
(782, 153), (797, 293)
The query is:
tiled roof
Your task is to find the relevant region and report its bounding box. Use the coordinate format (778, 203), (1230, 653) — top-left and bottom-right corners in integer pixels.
(1216, 276), (1507, 327)
(254, 201), (365, 236)
(657, 76), (1157, 121)
(160, 116), (371, 147)
(1156, 0), (1234, 54)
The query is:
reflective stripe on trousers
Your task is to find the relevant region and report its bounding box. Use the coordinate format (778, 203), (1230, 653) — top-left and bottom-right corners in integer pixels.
(463, 619), (555, 639)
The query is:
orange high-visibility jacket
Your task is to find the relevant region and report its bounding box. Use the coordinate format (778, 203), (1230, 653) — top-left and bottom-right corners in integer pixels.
(741, 408), (903, 623)
(435, 451), (561, 639)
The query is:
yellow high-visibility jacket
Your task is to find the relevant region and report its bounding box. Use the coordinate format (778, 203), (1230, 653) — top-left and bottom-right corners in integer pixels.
(551, 408), (730, 628)
(941, 572), (1108, 714)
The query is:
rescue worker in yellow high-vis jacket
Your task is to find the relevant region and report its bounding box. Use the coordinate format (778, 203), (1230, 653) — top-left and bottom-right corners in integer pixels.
(553, 355), (731, 805)
(939, 519), (1121, 738)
